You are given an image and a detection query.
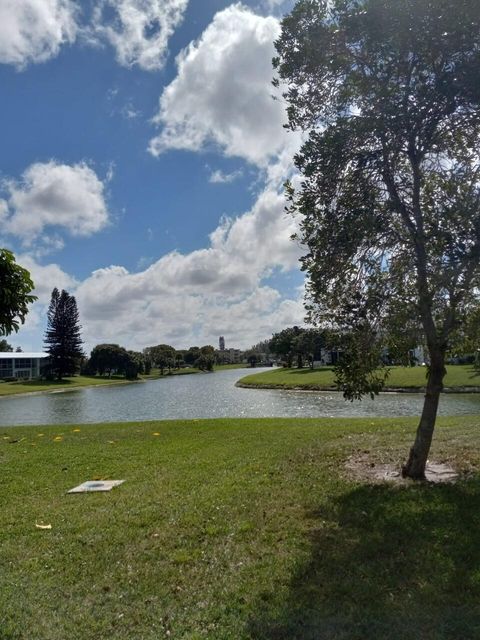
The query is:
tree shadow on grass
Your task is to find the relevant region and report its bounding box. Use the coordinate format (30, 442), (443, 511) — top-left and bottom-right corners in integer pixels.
(247, 479), (480, 640)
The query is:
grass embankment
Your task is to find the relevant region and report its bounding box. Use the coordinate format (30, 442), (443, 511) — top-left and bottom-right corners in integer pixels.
(141, 367), (199, 380)
(238, 364), (480, 392)
(0, 375), (137, 397)
(215, 363), (250, 370)
(1, 416), (480, 639)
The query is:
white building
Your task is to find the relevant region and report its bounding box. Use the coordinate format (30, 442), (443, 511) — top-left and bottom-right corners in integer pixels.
(0, 353), (49, 379)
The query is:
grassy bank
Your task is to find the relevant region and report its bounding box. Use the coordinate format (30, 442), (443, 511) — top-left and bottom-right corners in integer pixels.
(1, 416), (480, 639)
(0, 374), (138, 397)
(238, 364), (480, 391)
(141, 367), (199, 380)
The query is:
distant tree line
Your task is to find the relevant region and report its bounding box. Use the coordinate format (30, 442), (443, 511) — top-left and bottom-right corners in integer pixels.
(266, 313), (480, 372)
(80, 343), (218, 380)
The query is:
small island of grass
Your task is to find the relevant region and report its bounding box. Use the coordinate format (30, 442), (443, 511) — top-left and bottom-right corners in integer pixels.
(237, 364), (480, 393)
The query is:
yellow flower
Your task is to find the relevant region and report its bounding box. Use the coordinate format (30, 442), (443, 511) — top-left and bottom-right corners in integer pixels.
(53, 436), (63, 442)
(152, 432), (160, 436)
(72, 428), (81, 433)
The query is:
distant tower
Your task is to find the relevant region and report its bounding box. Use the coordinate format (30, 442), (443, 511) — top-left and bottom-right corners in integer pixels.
(219, 336), (225, 351)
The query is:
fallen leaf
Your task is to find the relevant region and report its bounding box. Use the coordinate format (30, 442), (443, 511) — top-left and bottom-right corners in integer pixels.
(35, 522), (52, 530)
(152, 432), (160, 436)
(53, 436), (63, 442)
(72, 429), (81, 433)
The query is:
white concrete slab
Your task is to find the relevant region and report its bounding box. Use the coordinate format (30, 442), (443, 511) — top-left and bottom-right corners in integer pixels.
(67, 480), (125, 494)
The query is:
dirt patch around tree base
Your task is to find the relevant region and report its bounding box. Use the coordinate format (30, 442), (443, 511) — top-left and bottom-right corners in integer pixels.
(346, 453), (459, 484)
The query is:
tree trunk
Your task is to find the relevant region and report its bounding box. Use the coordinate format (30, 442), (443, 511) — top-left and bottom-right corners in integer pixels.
(402, 352), (446, 479)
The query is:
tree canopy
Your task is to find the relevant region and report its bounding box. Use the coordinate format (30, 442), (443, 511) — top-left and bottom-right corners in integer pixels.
(88, 344), (140, 379)
(269, 326), (327, 368)
(0, 339), (13, 352)
(44, 288), (84, 380)
(0, 249), (36, 336)
(145, 344), (177, 375)
(274, 0), (480, 478)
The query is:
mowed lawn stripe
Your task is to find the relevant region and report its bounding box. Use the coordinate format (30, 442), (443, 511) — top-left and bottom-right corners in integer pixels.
(1, 417), (480, 639)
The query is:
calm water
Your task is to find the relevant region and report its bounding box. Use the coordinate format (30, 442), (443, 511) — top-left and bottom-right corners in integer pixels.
(0, 368), (479, 427)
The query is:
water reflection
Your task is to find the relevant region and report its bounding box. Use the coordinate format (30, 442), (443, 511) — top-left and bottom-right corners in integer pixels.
(0, 368), (479, 427)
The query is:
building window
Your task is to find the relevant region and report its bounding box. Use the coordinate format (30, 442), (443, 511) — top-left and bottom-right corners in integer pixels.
(14, 358), (32, 368)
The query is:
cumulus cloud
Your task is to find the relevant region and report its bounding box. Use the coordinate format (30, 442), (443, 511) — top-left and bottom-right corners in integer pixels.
(73, 176), (303, 350)
(91, 0), (188, 71)
(14, 169), (304, 351)
(1, 161), (110, 245)
(0, 0), (78, 69)
(4, 253), (78, 343)
(149, 3), (295, 167)
(77, 276), (304, 351)
(18, 254), (78, 304)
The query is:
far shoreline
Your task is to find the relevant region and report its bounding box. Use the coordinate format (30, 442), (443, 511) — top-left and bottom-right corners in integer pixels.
(236, 381), (480, 394)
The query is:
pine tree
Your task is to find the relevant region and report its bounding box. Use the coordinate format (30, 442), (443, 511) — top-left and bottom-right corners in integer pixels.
(44, 288), (84, 379)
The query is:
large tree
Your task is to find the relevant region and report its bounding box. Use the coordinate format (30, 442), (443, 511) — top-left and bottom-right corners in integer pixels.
(270, 326), (305, 368)
(0, 339), (13, 352)
(145, 344), (176, 375)
(44, 288), (84, 379)
(88, 344), (140, 379)
(0, 249), (36, 336)
(274, 0), (480, 478)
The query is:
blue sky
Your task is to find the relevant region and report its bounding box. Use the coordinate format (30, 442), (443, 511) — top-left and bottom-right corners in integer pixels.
(0, 0), (305, 352)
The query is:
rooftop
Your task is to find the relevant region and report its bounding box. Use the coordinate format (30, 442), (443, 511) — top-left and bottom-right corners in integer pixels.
(0, 352), (49, 359)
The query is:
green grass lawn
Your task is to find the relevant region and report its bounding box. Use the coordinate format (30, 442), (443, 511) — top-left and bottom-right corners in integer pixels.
(215, 363), (250, 370)
(141, 367), (200, 380)
(238, 364), (480, 391)
(1, 416), (480, 639)
(0, 374), (138, 397)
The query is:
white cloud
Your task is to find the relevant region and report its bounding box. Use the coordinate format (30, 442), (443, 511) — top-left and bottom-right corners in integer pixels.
(18, 254), (77, 304)
(0, 0), (78, 69)
(7, 254), (78, 341)
(209, 168), (243, 184)
(76, 276), (304, 351)
(91, 0), (188, 71)
(13, 170), (304, 351)
(73, 176), (303, 350)
(149, 3), (295, 167)
(1, 161), (110, 245)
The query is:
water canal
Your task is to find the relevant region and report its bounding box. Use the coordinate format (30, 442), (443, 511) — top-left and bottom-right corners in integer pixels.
(0, 368), (479, 427)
